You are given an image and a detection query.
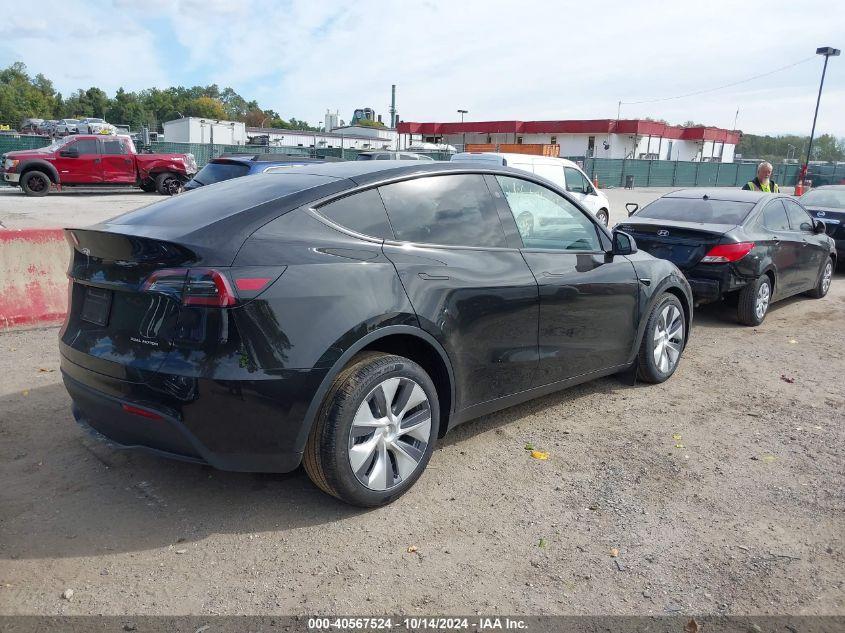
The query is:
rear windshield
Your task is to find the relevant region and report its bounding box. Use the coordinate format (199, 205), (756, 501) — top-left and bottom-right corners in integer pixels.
(191, 161), (251, 185)
(636, 198), (755, 225)
(800, 188), (845, 209)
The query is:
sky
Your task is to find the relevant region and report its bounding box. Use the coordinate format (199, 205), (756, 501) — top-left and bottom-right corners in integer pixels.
(1, 0), (843, 137)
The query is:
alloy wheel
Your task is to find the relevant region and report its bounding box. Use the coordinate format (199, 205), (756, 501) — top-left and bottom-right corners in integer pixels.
(755, 281), (771, 320)
(652, 304), (684, 373)
(347, 377), (432, 491)
(821, 261), (833, 295)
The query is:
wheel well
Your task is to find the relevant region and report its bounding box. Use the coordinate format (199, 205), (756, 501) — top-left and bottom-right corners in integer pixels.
(20, 164), (56, 183)
(664, 286), (691, 336)
(763, 268), (776, 294)
(360, 333), (453, 437)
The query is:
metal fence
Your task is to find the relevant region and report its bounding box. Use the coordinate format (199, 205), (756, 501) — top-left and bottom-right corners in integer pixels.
(562, 157), (803, 188)
(0, 135), (832, 187)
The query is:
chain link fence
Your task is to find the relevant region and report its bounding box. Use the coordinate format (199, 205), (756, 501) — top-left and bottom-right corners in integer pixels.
(562, 157), (803, 189)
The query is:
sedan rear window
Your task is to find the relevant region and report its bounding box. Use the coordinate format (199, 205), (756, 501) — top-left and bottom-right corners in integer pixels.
(192, 161), (251, 185)
(636, 198), (755, 225)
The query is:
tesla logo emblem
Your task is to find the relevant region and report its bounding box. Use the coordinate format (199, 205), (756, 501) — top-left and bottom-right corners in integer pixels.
(657, 230), (670, 237)
(817, 211), (826, 217)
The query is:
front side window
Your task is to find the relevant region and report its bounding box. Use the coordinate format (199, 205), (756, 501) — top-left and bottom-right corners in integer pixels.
(317, 188), (394, 240)
(564, 166), (589, 194)
(496, 176), (600, 251)
(782, 199), (813, 232)
(379, 174), (506, 248)
(71, 139), (99, 154)
(762, 200), (791, 232)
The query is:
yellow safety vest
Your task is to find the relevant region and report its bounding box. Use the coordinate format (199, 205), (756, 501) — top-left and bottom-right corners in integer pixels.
(746, 180), (779, 193)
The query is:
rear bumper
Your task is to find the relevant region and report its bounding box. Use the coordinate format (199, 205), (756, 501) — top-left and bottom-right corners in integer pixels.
(684, 263), (752, 304)
(60, 354), (322, 473)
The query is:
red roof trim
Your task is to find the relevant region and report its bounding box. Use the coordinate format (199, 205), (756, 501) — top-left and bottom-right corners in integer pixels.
(398, 119), (740, 143)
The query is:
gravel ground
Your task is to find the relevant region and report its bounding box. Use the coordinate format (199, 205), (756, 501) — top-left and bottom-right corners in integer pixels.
(0, 183), (841, 618)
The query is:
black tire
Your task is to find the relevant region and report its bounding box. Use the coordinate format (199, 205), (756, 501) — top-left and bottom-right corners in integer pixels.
(804, 257), (833, 299)
(636, 293), (686, 384)
(303, 351), (440, 507)
(596, 208), (609, 226)
(154, 172), (182, 195)
(20, 170), (51, 197)
(139, 180), (157, 193)
(737, 274), (772, 326)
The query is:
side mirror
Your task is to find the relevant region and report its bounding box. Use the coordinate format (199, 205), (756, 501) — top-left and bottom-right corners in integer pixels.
(60, 147), (79, 158)
(813, 218), (827, 234)
(612, 230), (638, 256)
(626, 202), (639, 217)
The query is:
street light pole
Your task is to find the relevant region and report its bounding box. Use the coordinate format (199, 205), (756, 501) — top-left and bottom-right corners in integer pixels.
(457, 109), (468, 151)
(803, 46), (840, 182)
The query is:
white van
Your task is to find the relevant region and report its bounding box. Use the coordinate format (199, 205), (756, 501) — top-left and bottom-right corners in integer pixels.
(450, 152), (611, 226)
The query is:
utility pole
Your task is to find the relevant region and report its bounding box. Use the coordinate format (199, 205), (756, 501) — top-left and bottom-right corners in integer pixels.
(803, 46), (840, 181)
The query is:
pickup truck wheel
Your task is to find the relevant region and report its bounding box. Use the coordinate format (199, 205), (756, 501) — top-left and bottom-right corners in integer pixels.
(155, 172), (182, 196)
(21, 171), (51, 197)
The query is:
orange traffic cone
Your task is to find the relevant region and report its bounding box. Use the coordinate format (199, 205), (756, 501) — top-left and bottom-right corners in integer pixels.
(794, 180), (804, 196)
(593, 176), (599, 189)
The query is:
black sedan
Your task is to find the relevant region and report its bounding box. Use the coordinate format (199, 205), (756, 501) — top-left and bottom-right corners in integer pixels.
(799, 185), (845, 256)
(60, 161), (692, 506)
(620, 189), (835, 326)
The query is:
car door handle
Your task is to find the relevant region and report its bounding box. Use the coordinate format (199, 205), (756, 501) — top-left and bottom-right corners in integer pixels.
(418, 272), (449, 281)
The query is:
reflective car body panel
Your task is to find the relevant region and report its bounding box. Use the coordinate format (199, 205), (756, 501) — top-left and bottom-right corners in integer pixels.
(60, 162), (693, 473)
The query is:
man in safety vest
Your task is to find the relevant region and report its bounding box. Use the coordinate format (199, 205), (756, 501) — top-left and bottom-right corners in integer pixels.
(742, 161), (779, 193)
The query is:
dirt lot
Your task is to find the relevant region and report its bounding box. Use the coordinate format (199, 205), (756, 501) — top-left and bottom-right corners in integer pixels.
(0, 185), (842, 618)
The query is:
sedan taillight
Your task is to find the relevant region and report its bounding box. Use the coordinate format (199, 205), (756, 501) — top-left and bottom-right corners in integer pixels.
(701, 242), (755, 263)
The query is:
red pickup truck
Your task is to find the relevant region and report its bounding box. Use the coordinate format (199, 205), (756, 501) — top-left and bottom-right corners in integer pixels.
(1, 135), (197, 196)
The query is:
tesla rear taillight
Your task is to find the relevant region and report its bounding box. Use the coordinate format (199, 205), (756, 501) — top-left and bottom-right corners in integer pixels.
(701, 242), (755, 263)
(142, 267), (284, 305)
(183, 268), (237, 307)
(234, 277), (273, 292)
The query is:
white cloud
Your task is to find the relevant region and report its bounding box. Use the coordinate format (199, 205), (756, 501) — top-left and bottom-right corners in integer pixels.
(0, 0), (166, 94)
(2, 0), (843, 135)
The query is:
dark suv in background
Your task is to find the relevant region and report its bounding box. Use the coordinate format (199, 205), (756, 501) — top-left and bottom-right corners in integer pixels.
(60, 161), (692, 506)
(183, 154), (343, 191)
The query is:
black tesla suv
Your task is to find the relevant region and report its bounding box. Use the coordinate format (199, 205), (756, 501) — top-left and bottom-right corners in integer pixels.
(60, 161), (693, 506)
(620, 189), (835, 326)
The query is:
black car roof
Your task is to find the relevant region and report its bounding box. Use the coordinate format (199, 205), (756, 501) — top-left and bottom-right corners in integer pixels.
(664, 188), (778, 203)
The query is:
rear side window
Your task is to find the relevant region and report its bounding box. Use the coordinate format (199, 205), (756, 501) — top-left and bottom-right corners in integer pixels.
(379, 174), (507, 248)
(317, 189), (394, 239)
(637, 198), (754, 224)
(762, 200), (790, 231)
(102, 139), (127, 155)
(782, 199), (813, 232)
(72, 139), (99, 154)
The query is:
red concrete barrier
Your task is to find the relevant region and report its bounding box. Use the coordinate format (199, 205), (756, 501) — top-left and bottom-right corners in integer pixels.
(0, 228), (69, 330)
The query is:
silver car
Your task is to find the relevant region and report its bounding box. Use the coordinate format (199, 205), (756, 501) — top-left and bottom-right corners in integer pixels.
(54, 119), (80, 136)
